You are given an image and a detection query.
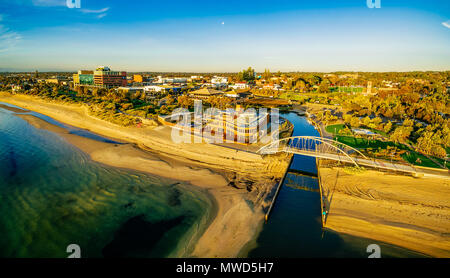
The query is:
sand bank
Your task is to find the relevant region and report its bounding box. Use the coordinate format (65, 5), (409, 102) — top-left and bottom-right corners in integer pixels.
(319, 164), (450, 257)
(0, 93), (289, 257)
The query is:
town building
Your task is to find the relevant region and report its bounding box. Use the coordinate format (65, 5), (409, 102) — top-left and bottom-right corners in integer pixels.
(230, 82), (249, 90)
(93, 66), (127, 88)
(73, 70), (94, 85)
(263, 84), (282, 91)
(189, 88), (223, 99)
(145, 85), (183, 93)
(224, 90), (252, 99)
(155, 76), (188, 84)
(211, 76), (228, 84)
(203, 105), (270, 144)
(210, 76), (228, 90)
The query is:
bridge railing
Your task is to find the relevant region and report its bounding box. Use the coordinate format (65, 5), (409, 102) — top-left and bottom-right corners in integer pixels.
(258, 136), (367, 167)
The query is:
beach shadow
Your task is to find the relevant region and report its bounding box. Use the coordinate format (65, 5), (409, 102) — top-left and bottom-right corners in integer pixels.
(322, 169), (339, 225)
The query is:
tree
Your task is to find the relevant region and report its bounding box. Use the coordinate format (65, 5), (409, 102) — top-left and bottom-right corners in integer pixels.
(317, 80), (330, 94)
(166, 95), (175, 105)
(372, 117), (383, 130)
(430, 145), (447, 158)
(403, 118), (414, 127)
(363, 116), (371, 127)
(389, 126), (413, 144)
(177, 95), (193, 108)
(416, 130), (446, 158)
(308, 75), (322, 86)
(343, 114), (352, 125)
(237, 67), (255, 82)
(384, 121), (393, 133)
(263, 69), (272, 80)
(350, 116), (361, 128)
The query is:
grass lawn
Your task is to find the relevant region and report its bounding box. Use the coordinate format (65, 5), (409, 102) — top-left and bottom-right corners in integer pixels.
(325, 124), (346, 134)
(402, 151), (449, 169)
(326, 124), (387, 137)
(335, 135), (397, 150)
(333, 135), (448, 169)
(330, 86), (364, 93)
(279, 92), (303, 101)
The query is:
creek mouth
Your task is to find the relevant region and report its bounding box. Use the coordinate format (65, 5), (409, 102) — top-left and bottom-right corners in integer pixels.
(247, 112), (427, 258)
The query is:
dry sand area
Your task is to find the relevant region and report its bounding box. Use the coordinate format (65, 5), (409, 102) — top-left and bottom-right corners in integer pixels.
(0, 93), (291, 257)
(319, 165), (450, 257)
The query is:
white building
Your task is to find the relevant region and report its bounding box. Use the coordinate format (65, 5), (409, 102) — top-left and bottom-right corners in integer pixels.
(190, 75), (204, 80)
(211, 76), (228, 84)
(230, 82), (249, 90)
(144, 85), (165, 93)
(210, 76), (228, 89)
(263, 84), (282, 90)
(156, 76), (187, 84)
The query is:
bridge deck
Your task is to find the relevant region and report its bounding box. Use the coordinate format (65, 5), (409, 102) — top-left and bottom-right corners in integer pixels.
(265, 148), (449, 178)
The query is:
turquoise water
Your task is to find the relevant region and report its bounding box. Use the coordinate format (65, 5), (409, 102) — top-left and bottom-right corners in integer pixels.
(0, 106), (213, 258)
(248, 112), (427, 258)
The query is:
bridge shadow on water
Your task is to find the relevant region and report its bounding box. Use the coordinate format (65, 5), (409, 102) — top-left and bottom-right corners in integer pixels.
(248, 154), (355, 258)
(248, 154), (426, 258)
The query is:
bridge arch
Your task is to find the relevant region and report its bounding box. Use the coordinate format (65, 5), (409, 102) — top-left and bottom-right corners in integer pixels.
(257, 136), (367, 167)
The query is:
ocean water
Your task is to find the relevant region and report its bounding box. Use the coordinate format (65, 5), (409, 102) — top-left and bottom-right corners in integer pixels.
(0, 106), (213, 258)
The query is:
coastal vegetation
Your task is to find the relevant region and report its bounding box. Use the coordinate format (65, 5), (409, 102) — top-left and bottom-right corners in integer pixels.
(1, 70), (448, 169)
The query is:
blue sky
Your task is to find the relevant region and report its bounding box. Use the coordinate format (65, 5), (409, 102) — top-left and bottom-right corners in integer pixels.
(0, 0), (449, 72)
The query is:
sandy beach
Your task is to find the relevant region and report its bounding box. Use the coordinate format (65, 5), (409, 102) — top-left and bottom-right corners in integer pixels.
(0, 92), (290, 258)
(319, 162), (450, 257)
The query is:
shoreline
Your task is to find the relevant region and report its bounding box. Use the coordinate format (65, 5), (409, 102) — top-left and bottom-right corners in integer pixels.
(0, 93), (287, 258)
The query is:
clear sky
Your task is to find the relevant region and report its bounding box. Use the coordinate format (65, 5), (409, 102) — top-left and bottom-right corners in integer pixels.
(0, 0), (449, 72)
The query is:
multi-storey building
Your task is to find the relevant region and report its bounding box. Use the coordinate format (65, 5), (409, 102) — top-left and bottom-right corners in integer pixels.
(93, 66), (127, 88)
(203, 105), (270, 144)
(73, 70), (94, 85)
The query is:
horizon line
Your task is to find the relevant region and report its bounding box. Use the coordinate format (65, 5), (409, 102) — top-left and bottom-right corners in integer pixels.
(1, 69), (449, 74)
